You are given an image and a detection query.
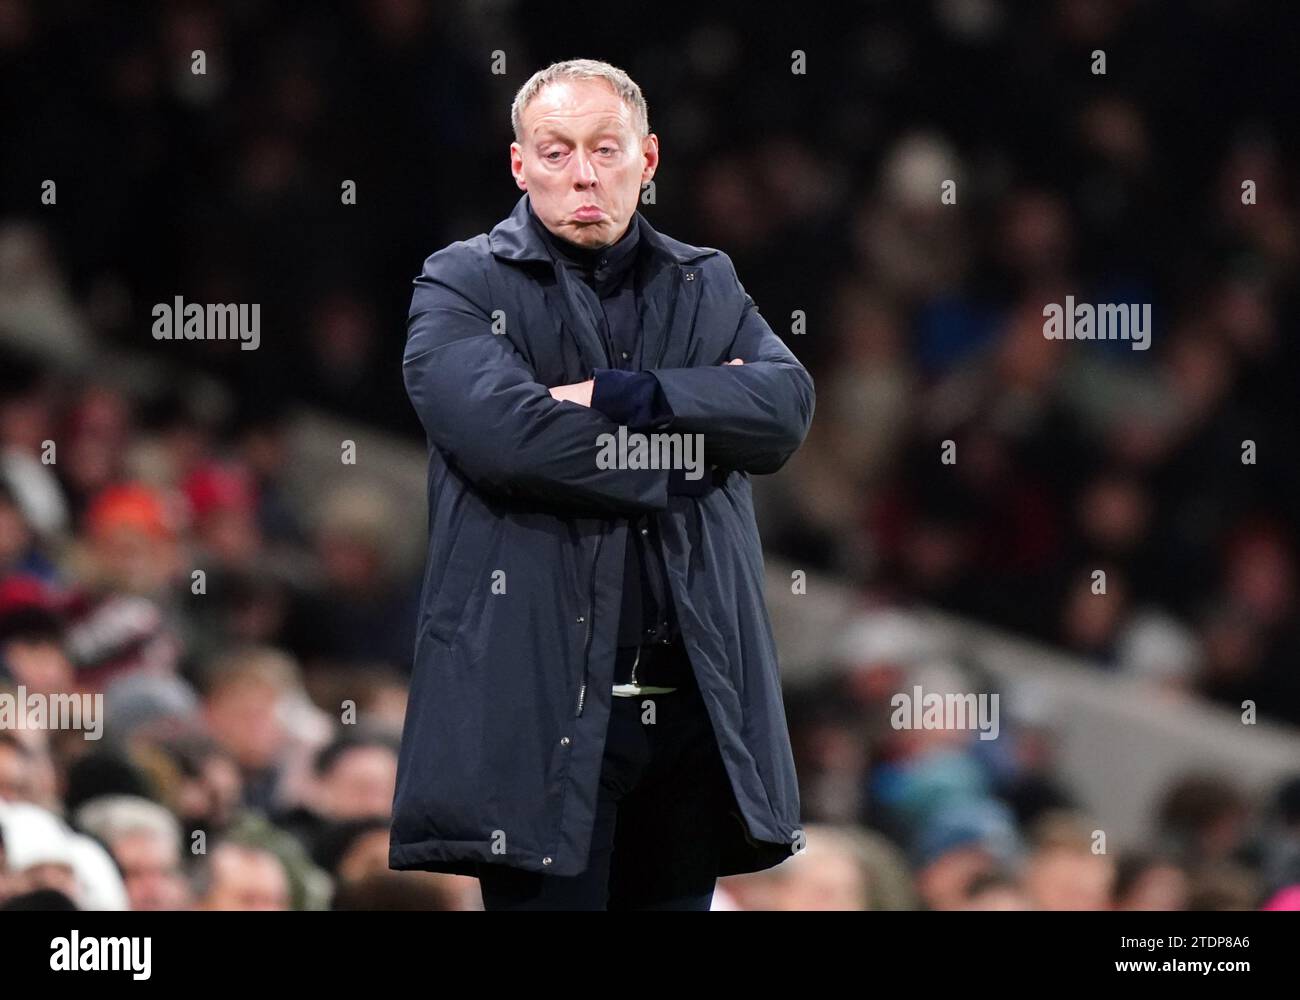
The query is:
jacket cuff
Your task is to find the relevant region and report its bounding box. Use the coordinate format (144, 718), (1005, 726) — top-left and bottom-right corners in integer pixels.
(590, 369), (674, 430)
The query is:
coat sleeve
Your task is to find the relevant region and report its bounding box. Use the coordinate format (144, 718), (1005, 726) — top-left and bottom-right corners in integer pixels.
(647, 255), (815, 475)
(403, 245), (669, 516)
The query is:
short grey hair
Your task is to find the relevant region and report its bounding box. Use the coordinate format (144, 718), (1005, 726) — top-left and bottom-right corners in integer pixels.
(74, 795), (181, 847)
(511, 59), (649, 144)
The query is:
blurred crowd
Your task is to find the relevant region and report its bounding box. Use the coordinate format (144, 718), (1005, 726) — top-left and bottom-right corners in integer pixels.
(769, 616), (1300, 912)
(1, 1), (1298, 909)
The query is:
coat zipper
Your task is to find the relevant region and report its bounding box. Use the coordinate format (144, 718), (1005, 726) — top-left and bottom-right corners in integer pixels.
(610, 265), (681, 697)
(572, 265), (677, 714)
(572, 261), (619, 719)
(575, 527), (605, 716)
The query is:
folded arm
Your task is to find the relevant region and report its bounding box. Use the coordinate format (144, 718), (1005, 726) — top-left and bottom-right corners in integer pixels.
(645, 261), (815, 474)
(402, 248), (669, 516)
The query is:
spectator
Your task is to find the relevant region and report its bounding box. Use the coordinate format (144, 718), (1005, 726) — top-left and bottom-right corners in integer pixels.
(74, 794), (192, 910)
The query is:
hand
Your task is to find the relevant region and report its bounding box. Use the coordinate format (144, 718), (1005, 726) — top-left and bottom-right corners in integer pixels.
(725, 358), (744, 365)
(548, 379), (594, 407)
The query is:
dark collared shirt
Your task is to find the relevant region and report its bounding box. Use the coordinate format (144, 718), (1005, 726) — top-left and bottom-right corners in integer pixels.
(527, 203), (679, 655)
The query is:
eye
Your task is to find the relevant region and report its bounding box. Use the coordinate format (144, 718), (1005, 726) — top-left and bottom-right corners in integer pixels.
(597, 146), (616, 155)
(545, 150), (564, 161)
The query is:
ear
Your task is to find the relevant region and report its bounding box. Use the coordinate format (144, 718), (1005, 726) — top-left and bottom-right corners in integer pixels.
(641, 133), (660, 184)
(510, 142), (527, 190)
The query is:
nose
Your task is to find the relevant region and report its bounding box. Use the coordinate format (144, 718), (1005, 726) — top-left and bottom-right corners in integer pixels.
(572, 150), (598, 187)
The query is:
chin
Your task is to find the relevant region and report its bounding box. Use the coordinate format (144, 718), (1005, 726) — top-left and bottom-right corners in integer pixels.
(566, 225), (609, 246)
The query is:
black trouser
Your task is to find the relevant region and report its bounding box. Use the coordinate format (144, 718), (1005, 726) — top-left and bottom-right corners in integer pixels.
(477, 643), (733, 910)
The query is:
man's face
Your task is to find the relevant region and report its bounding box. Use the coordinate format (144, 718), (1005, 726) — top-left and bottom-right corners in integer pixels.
(1, 639), (74, 695)
(511, 77), (658, 249)
(315, 745), (398, 821)
(112, 831), (192, 911)
(204, 677), (286, 770)
(1024, 847), (1115, 911)
(202, 844), (290, 911)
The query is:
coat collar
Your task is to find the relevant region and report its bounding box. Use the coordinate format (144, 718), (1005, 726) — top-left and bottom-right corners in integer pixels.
(488, 192), (716, 267)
